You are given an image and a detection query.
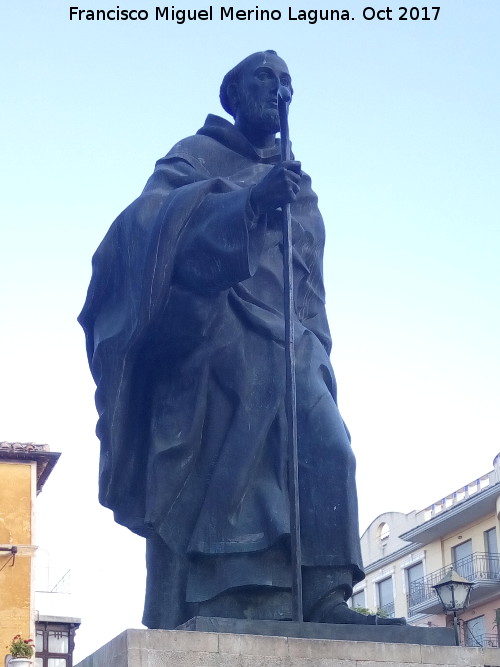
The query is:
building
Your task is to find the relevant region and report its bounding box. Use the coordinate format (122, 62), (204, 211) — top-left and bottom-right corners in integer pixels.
(352, 454), (500, 647)
(0, 441), (80, 666)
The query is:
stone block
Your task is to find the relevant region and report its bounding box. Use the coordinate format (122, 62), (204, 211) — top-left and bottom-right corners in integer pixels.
(129, 628), (219, 653)
(287, 659), (356, 667)
(288, 636), (421, 663)
(360, 663), (423, 667)
(75, 630), (128, 667)
(482, 645), (500, 667)
(219, 632), (288, 656)
(421, 644), (483, 666)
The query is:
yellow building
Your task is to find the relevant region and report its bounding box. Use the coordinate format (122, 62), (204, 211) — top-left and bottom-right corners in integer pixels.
(0, 442), (59, 660)
(354, 454), (500, 647)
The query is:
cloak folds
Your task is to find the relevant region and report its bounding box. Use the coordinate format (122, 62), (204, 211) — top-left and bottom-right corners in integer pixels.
(79, 114), (364, 627)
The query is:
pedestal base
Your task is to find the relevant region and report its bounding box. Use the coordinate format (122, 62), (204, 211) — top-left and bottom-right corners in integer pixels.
(74, 626), (500, 667)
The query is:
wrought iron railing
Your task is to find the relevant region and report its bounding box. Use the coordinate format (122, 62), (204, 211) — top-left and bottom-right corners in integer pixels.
(406, 594), (422, 618)
(465, 633), (499, 648)
(408, 552), (500, 610)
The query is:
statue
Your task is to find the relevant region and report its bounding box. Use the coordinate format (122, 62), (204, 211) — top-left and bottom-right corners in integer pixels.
(79, 50), (405, 628)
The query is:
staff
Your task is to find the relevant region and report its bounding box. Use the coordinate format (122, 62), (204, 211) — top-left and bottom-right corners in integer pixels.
(278, 86), (303, 623)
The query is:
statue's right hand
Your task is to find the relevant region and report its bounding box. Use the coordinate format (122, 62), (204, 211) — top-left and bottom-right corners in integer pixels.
(250, 160), (302, 215)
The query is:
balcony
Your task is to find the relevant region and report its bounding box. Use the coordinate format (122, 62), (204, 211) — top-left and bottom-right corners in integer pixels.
(408, 553), (500, 616)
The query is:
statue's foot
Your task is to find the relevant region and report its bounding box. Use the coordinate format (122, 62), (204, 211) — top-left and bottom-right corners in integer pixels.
(308, 600), (407, 626)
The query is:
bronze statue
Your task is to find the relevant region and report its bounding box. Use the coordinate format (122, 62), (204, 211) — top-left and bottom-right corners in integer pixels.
(79, 50), (405, 628)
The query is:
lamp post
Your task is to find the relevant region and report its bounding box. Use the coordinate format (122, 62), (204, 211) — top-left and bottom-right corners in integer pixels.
(433, 568), (473, 646)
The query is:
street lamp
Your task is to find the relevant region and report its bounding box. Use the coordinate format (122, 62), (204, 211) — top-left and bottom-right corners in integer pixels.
(433, 568), (473, 646)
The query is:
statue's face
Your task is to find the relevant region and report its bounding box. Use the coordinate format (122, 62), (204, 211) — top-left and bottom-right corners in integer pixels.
(236, 53), (292, 134)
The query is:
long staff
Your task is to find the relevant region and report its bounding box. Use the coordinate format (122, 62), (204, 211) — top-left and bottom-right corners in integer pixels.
(278, 87), (303, 623)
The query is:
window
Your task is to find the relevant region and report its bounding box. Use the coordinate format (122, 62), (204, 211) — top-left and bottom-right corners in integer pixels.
(464, 615), (485, 647)
(484, 527), (499, 578)
(405, 561), (424, 613)
(48, 631), (69, 654)
(377, 522), (390, 541)
(485, 527), (497, 554)
(35, 622), (79, 667)
(406, 561), (424, 590)
(351, 589), (366, 609)
(452, 539), (473, 578)
(377, 577), (394, 617)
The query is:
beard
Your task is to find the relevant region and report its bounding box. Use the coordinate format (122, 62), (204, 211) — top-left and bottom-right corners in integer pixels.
(238, 89), (281, 134)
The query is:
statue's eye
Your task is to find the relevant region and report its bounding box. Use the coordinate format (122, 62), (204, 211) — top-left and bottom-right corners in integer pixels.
(256, 69), (273, 81)
(280, 77), (291, 88)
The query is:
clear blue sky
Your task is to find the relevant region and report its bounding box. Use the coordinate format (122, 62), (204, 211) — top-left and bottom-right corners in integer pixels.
(1, 0), (499, 660)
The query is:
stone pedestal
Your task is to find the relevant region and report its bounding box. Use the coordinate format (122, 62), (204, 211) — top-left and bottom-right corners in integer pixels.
(74, 626), (500, 667)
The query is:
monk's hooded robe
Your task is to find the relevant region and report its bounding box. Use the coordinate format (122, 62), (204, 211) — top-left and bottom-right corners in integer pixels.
(79, 114), (364, 629)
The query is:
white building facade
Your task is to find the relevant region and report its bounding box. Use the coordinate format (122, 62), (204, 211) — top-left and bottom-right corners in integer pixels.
(353, 455), (500, 647)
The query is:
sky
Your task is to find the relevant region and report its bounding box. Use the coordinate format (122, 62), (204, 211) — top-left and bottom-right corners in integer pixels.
(1, 0), (499, 662)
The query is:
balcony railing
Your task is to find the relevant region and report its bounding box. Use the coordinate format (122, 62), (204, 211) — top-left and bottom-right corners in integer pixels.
(465, 633), (499, 648)
(406, 593), (425, 618)
(408, 552), (500, 610)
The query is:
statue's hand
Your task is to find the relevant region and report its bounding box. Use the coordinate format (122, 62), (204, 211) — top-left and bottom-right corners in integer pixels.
(250, 160), (301, 215)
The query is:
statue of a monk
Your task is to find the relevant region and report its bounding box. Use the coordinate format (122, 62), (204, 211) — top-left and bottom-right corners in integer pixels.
(79, 50), (405, 628)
